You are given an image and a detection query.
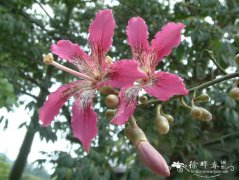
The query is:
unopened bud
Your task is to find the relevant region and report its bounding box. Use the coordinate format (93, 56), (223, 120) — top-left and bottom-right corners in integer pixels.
(191, 106), (212, 121)
(163, 114), (174, 124)
(125, 122), (147, 147)
(191, 106), (203, 119)
(196, 94), (210, 102)
(137, 141), (170, 176)
(105, 94), (119, 108)
(105, 109), (115, 120)
(98, 85), (118, 95)
(235, 54), (239, 65)
(229, 87), (239, 100)
(200, 108), (212, 121)
(139, 95), (148, 104)
(155, 115), (170, 134)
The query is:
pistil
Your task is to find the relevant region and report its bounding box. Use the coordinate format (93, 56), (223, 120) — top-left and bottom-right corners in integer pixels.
(43, 54), (96, 82)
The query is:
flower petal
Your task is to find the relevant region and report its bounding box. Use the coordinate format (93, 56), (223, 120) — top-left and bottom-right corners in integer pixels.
(150, 22), (185, 65)
(127, 17), (149, 55)
(71, 90), (97, 153)
(111, 86), (141, 125)
(39, 81), (80, 126)
(137, 141), (170, 176)
(51, 40), (90, 63)
(88, 9), (115, 54)
(102, 60), (147, 88)
(144, 72), (188, 101)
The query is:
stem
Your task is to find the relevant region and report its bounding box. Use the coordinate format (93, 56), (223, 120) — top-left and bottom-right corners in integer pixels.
(205, 49), (228, 75)
(51, 61), (96, 82)
(189, 72), (239, 91)
(128, 116), (137, 127)
(179, 96), (191, 110)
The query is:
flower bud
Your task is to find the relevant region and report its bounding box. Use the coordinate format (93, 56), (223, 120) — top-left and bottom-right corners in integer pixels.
(155, 115), (170, 134)
(229, 87), (239, 100)
(191, 106), (203, 119)
(105, 109), (115, 120)
(98, 85), (118, 95)
(200, 108), (212, 121)
(105, 94), (119, 108)
(196, 94), (210, 102)
(125, 120), (170, 177)
(139, 95), (148, 104)
(163, 114), (174, 124)
(235, 54), (239, 65)
(125, 123), (147, 147)
(191, 106), (212, 121)
(137, 141), (170, 176)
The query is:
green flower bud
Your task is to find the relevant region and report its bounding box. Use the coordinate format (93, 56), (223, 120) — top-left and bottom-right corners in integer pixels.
(229, 87), (239, 100)
(155, 115), (170, 134)
(139, 95), (148, 104)
(235, 54), (239, 65)
(163, 114), (174, 124)
(105, 109), (115, 120)
(105, 94), (119, 108)
(196, 94), (210, 102)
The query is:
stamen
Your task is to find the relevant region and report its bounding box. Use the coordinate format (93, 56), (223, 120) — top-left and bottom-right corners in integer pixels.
(105, 56), (113, 64)
(43, 53), (96, 82)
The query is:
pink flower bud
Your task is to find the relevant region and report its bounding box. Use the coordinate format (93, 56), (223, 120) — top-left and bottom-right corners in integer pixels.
(137, 141), (170, 176)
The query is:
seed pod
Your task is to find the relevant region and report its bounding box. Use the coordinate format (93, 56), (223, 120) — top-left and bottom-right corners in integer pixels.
(196, 94), (210, 102)
(105, 109), (115, 120)
(191, 106), (203, 119)
(235, 54), (239, 65)
(105, 94), (119, 108)
(139, 95), (148, 104)
(155, 115), (170, 134)
(229, 87), (239, 100)
(163, 114), (174, 124)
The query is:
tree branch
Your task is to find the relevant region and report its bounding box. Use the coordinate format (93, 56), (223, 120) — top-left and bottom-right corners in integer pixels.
(140, 72), (239, 107)
(202, 132), (239, 146)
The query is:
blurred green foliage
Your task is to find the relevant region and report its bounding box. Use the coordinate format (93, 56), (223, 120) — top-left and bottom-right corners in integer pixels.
(0, 0), (239, 179)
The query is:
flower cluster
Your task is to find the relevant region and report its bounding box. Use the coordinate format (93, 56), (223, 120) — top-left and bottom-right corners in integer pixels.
(39, 9), (188, 176)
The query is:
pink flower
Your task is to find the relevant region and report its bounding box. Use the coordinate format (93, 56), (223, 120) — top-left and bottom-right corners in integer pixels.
(112, 17), (188, 125)
(39, 10), (146, 153)
(137, 141), (170, 176)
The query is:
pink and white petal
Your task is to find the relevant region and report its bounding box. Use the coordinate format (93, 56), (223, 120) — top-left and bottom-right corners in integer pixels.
(102, 60), (148, 88)
(39, 81), (80, 126)
(51, 40), (90, 63)
(111, 86), (141, 125)
(71, 90), (97, 153)
(88, 9), (115, 54)
(144, 72), (188, 101)
(150, 22), (185, 65)
(127, 17), (149, 56)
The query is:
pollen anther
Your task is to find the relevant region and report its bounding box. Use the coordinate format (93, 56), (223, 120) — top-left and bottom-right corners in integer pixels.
(43, 53), (54, 65)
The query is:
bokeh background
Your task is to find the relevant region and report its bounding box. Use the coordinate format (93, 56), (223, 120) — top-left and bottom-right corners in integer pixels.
(0, 0), (239, 179)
